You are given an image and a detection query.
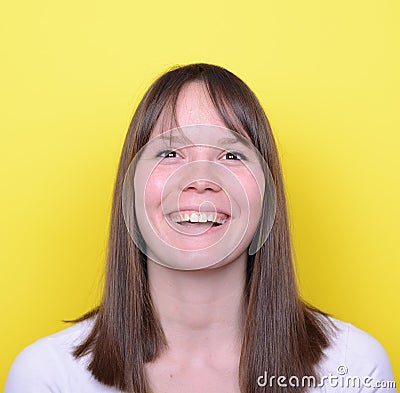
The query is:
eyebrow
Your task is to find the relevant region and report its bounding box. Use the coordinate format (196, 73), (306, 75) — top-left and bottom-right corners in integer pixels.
(161, 134), (241, 146)
(217, 136), (240, 145)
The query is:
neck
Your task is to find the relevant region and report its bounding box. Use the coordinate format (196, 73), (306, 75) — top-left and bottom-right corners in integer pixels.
(147, 252), (248, 355)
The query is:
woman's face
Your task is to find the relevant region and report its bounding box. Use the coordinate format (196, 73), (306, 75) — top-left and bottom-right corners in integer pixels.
(131, 82), (266, 270)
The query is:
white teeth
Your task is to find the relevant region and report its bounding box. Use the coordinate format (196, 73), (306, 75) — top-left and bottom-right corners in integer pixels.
(190, 213), (199, 222)
(169, 211), (227, 224)
(199, 213), (207, 222)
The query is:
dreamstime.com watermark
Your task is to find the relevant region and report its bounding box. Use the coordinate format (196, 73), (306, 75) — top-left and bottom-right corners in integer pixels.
(257, 365), (397, 389)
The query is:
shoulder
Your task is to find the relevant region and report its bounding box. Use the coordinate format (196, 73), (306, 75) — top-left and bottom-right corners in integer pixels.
(4, 318), (119, 393)
(316, 315), (397, 392)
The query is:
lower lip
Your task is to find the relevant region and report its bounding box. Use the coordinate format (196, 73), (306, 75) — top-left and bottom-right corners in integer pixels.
(167, 216), (231, 235)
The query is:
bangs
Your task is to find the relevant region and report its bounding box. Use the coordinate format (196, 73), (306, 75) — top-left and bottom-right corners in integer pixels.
(133, 64), (268, 160)
(150, 78), (254, 145)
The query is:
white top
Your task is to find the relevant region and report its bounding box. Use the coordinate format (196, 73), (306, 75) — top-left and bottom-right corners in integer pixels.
(4, 316), (397, 393)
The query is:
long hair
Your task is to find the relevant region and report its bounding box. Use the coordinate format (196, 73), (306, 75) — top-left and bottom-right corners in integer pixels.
(66, 63), (335, 393)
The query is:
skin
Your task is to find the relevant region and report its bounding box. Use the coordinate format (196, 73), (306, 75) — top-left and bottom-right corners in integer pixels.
(142, 82), (263, 392)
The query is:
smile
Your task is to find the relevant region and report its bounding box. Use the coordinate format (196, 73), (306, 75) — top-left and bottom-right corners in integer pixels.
(169, 211), (228, 225)
(166, 210), (231, 234)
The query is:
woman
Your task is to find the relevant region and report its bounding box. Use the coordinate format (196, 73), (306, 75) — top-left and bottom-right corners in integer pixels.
(5, 63), (397, 393)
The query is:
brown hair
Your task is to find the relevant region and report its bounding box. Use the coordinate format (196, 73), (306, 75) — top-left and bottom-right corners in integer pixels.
(66, 63), (335, 393)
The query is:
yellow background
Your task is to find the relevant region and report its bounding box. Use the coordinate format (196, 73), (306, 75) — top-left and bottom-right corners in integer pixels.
(1, 0), (399, 387)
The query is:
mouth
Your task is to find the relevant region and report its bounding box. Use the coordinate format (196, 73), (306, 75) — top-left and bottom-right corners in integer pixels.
(166, 211), (231, 235)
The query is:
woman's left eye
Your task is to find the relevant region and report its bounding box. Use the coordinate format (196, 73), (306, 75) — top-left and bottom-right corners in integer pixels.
(221, 151), (245, 161)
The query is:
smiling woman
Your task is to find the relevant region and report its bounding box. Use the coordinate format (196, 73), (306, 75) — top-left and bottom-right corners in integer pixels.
(124, 122), (272, 270)
(4, 63), (397, 393)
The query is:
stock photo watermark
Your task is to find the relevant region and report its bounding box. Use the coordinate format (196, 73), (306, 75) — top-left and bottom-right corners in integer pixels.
(257, 365), (397, 389)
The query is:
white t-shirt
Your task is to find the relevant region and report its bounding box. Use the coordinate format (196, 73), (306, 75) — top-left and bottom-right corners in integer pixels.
(4, 316), (397, 393)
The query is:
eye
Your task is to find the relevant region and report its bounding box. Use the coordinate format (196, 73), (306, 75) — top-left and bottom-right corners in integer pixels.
(221, 151), (246, 161)
(157, 149), (183, 159)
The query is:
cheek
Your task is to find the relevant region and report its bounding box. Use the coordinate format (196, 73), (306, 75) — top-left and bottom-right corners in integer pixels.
(143, 169), (170, 213)
(239, 173), (263, 215)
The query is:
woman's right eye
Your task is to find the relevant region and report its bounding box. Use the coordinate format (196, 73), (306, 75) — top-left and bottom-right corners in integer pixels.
(157, 150), (182, 159)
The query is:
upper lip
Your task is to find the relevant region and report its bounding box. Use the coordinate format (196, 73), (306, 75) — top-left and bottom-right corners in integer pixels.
(165, 205), (231, 217)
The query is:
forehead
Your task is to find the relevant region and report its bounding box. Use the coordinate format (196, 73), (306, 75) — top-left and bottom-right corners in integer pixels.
(149, 81), (251, 142)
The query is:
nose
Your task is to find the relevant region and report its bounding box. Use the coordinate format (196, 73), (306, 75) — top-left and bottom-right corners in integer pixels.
(179, 158), (222, 193)
(183, 179), (222, 193)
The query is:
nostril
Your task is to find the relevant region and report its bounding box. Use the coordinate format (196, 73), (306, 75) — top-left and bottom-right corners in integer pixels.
(183, 179), (222, 193)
